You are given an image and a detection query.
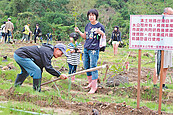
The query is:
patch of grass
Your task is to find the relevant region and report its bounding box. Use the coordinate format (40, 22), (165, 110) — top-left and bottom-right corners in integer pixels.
(0, 101), (54, 114)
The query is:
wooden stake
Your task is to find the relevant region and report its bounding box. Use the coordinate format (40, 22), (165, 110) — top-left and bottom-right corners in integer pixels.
(137, 49), (141, 109)
(158, 50), (164, 114)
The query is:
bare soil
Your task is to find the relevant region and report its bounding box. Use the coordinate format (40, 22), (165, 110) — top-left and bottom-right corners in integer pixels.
(0, 87), (171, 115)
(0, 42), (173, 114)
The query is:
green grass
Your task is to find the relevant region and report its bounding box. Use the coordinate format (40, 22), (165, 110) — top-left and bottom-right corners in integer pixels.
(0, 42), (173, 114)
(0, 101), (54, 115)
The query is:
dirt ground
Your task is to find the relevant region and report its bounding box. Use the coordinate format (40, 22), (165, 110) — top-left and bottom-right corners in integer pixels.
(0, 87), (171, 115)
(0, 42), (173, 114)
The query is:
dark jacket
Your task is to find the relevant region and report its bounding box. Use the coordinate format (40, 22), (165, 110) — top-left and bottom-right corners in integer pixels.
(14, 43), (61, 77)
(111, 31), (121, 41)
(34, 27), (41, 36)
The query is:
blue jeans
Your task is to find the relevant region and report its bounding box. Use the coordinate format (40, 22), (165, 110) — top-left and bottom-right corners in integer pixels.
(21, 34), (29, 42)
(83, 48), (99, 80)
(14, 53), (42, 79)
(47, 37), (52, 44)
(68, 63), (77, 74)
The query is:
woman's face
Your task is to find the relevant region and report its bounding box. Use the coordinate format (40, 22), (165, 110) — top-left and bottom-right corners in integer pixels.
(88, 13), (96, 23)
(114, 27), (117, 31)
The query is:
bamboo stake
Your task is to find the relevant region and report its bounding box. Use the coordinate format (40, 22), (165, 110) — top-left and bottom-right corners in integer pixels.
(41, 64), (109, 86)
(137, 49), (141, 109)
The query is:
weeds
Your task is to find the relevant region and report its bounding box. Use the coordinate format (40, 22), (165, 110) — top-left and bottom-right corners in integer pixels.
(146, 72), (152, 85)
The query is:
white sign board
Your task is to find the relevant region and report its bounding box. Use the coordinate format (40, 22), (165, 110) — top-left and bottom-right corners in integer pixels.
(129, 15), (173, 50)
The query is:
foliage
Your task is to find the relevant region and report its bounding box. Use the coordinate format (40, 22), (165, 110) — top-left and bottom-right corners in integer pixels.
(0, 0), (172, 40)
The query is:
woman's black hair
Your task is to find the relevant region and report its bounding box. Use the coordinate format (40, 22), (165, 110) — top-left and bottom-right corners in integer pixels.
(113, 26), (120, 33)
(3, 21), (6, 24)
(87, 9), (99, 20)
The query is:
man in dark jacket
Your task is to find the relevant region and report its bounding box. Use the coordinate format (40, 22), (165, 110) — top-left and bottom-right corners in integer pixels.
(14, 43), (68, 92)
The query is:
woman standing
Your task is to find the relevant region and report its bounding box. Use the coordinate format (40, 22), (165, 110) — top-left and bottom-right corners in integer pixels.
(109, 26), (121, 55)
(75, 9), (105, 94)
(34, 24), (42, 43)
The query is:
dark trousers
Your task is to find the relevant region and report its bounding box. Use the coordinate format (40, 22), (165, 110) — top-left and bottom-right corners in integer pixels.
(68, 63), (77, 74)
(5, 31), (12, 43)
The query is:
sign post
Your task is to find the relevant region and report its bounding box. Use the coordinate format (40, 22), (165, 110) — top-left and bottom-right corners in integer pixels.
(137, 49), (141, 109)
(158, 50), (164, 114)
(129, 15), (173, 112)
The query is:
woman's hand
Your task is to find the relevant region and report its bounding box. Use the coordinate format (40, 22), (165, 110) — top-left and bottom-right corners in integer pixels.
(74, 27), (86, 39)
(74, 27), (80, 33)
(95, 28), (105, 36)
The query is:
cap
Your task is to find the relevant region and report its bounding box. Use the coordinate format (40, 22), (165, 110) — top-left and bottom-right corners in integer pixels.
(8, 18), (11, 20)
(54, 43), (67, 57)
(69, 32), (79, 41)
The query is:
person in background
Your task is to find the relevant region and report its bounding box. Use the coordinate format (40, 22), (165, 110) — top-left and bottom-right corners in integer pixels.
(21, 23), (32, 43)
(34, 24), (42, 44)
(153, 7), (173, 89)
(67, 32), (82, 81)
(75, 9), (105, 94)
(108, 26), (121, 55)
(14, 43), (68, 92)
(46, 33), (52, 44)
(0, 22), (6, 43)
(5, 18), (14, 43)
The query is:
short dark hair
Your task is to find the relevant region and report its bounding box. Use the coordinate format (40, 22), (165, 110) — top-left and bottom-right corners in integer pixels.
(113, 26), (120, 33)
(87, 9), (99, 20)
(69, 32), (79, 41)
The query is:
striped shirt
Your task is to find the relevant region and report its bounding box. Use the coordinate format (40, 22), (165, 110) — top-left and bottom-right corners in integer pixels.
(67, 43), (82, 65)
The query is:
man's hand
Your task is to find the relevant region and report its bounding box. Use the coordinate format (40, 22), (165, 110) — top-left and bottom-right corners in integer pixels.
(59, 74), (68, 80)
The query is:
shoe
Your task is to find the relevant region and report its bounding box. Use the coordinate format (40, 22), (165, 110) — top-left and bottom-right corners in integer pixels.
(88, 79), (98, 94)
(33, 79), (41, 92)
(84, 76), (92, 89)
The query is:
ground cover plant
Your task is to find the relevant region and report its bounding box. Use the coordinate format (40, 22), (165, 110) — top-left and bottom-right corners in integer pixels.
(0, 40), (173, 114)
